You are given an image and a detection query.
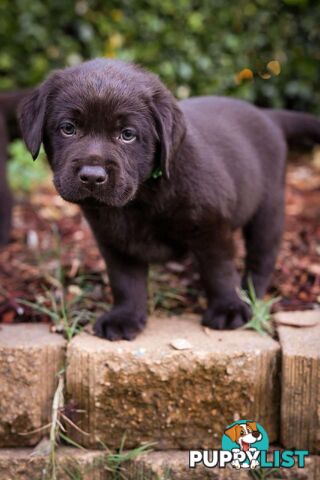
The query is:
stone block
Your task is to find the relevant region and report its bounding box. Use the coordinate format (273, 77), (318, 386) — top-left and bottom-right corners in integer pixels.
(67, 315), (280, 449)
(0, 324), (66, 447)
(0, 447), (106, 480)
(277, 310), (320, 454)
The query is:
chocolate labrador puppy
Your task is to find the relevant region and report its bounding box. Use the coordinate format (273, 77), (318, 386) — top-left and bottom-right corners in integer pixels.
(18, 59), (320, 340)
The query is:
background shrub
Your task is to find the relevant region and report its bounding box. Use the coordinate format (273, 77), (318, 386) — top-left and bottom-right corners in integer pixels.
(0, 0), (319, 112)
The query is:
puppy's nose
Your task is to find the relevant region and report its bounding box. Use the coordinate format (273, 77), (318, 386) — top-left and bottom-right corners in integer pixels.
(252, 431), (260, 438)
(79, 166), (107, 186)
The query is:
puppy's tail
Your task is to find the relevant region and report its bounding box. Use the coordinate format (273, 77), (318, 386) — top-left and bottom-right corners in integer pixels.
(264, 109), (320, 145)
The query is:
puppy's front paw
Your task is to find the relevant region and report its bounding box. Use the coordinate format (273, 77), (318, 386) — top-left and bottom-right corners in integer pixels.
(202, 296), (251, 330)
(93, 308), (146, 341)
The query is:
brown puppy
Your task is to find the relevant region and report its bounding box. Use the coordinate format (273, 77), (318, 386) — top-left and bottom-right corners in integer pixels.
(18, 59), (320, 340)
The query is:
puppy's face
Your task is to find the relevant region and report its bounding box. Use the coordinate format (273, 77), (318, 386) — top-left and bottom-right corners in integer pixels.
(44, 81), (156, 207)
(19, 59), (185, 207)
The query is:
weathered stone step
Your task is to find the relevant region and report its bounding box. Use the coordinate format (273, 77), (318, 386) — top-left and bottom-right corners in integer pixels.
(276, 310), (320, 455)
(66, 314), (280, 449)
(0, 324), (66, 447)
(1, 311), (319, 455)
(0, 448), (319, 480)
(0, 448), (105, 480)
(130, 449), (320, 480)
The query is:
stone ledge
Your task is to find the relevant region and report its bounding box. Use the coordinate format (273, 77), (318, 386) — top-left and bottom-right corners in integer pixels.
(128, 450), (247, 479)
(130, 449), (320, 480)
(0, 448), (319, 480)
(276, 310), (320, 454)
(0, 324), (66, 447)
(66, 314), (280, 449)
(0, 447), (106, 480)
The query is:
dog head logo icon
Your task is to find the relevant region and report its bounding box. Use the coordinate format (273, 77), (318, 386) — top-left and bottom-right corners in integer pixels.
(222, 420), (269, 469)
(225, 421), (262, 451)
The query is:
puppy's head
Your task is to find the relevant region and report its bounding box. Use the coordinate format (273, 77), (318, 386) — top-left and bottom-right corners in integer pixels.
(18, 59), (185, 207)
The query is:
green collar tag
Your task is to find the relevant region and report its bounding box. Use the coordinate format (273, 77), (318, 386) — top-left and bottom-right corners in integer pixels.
(150, 167), (163, 179)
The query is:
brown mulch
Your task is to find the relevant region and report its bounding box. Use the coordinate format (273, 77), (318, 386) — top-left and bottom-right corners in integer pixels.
(0, 150), (319, 325)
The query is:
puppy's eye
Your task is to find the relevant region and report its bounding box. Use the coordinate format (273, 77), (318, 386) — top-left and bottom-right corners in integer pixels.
(60, 122), (76, 137)
(119, 128), (136, 143)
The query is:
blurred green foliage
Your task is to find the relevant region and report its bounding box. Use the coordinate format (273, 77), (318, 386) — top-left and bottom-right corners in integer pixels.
(0, 0), (320, 112)
(8, 141), (49, 191)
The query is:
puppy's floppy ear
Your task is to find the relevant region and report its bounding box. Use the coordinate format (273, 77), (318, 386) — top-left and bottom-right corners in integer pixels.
(18, 84), (49, 160)
(224, 424), (240, 443)
(150, 86), (185, 179)
(247, 421), (258, 431)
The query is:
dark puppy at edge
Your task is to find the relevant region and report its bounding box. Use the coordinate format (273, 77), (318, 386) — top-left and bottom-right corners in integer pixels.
(18, 59), (320, 340)
(0, 90), (31, 247)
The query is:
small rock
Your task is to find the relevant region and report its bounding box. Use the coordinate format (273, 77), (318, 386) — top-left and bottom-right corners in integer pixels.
(170, 338), (193, 350)
(67, 284), (82, 296)
(165, 261), (185, 273)
(133, 348), (146, 357)
(26, 230), (39, 249)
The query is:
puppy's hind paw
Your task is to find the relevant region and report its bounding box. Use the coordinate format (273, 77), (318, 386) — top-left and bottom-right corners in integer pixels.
(93, 308), (146, 341)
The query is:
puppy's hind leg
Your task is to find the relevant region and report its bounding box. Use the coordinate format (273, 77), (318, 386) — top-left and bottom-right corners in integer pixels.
(191, 225), (251, 330)
(241, 194), (285, 298)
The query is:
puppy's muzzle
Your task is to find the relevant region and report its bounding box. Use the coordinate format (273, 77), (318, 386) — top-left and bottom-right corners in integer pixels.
(79, 165), (108, 187)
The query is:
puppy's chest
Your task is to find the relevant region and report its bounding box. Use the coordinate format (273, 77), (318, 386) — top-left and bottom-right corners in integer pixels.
(85, 207), (186, 262)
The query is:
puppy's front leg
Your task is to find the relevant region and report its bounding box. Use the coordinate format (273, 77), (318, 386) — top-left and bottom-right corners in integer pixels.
(191, 228), (251, 330)
(94, 247), (148, 341)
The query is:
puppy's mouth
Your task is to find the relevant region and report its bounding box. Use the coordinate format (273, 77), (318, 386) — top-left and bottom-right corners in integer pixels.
(54, 176), (137, 207)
